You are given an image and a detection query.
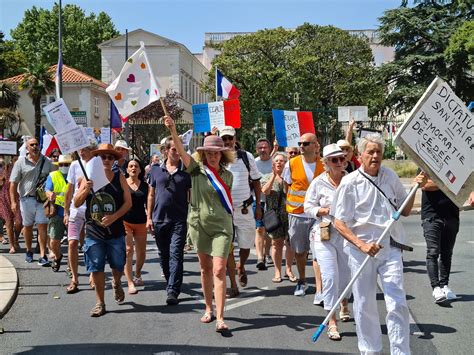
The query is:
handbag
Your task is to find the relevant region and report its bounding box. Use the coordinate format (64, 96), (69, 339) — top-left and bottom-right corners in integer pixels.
(35, 157), (47, 203)
(43, 200), (57, 218)
(320, 220), (331, 241)
(263, 183), (283, 233)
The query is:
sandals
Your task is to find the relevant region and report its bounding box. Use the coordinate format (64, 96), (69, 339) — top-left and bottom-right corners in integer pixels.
(128, 284), (138, 295)
(133, 276), (144, 286)
(284, 273), (298, 283)
(339, 309), (351, 322)
(90, 302), (106, 317)
(272, 276), (282, 283)
(51, 254), (63, 272)
(200, 311), (214, 323)
(216, 320), (229, 333)
(327, 325), (341, 341)
(112, 282), (125, 304)
(238, 267), (248, 288)
(66, 281), (79, 294)
(9, 246), (16, 254)
(226, 287), (239, 299)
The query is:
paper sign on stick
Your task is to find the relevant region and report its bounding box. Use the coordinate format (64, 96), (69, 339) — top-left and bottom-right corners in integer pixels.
(55, 126), (90, 154)
(43, 99), (77, 134)
(192, 99), (240, 133)
(85, 156), (110, 192)
(394, 77), (473, 207)
(272, 110), (315, 147)
(338, 106), (368, 122)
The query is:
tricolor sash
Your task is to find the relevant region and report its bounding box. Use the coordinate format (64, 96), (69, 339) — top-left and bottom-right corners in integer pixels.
(204, 163), (233, 215)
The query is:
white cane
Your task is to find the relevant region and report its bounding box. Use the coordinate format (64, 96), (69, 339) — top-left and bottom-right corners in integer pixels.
(312, 183), (420, 342)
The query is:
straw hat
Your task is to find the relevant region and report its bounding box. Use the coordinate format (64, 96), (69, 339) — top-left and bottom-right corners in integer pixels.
(323, 143), (346, 159)
(196, 135), (230, 152)
(58, 155), (73, 164)
(114, 139), (132, 150)
(92, 143), (122, 159)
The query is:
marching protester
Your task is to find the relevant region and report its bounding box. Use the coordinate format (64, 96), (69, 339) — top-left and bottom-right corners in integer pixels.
(74, 143), (131, 317)
(45, 154), (72, 272)
(338, 119), (360, 173)
(165, 115), (234, 332)
(282, 133), (324, 302)
(10, 138), (53, 265)
(112, 139), (131, 176)
(220, 126), (262, 288)
(144, 153), (161, 179)
(146, 136), (191, 304)
(333, 133), (427, 354)
(123, 159), (149, 295)
(64, 144), (96, 293)
(304, 144), (351, 341)
(261, 152), (289, 283)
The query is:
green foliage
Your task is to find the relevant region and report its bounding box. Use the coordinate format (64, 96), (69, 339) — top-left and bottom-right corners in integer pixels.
(10, 4), (119, 79)
(383, 140), (397, 159)
(203, 24), (385, 148)
(0, 83), (20, 110)
(378, 1), (473, 115)
(383, 159), (418, 178)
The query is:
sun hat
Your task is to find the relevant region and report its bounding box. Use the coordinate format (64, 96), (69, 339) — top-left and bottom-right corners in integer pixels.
(337, 139), (352, 149)
(58, 155), (73, 164)
(196, 135), (230, 152)
(219, 126), (236, 137)
(114, 139), (132, 150)
(92, 143), (122, 159)
(323, 143), (346, 159)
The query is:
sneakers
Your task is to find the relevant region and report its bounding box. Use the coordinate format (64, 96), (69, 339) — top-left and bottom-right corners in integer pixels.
(265, 255), (273, 265)
(166, 292), (179, 305)
(313, 292), (324, 305)
(442, 285), (457, 300)
(256, 259), (267, 270)
(433, 286), (447, 303)
(25, 251), (34, 263)
(38, 255), (51, 267)
(113, 282), (125, 304)
(294, 281), (307, 296)
(60, 236), (68, 245)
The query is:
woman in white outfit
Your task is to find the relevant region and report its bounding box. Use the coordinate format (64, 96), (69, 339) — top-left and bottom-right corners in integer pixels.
(304, 143), (351, 341)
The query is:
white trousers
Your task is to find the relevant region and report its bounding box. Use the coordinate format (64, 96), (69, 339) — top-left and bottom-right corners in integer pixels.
(313, 235), (350, 311)
(348, 247), (410, 355)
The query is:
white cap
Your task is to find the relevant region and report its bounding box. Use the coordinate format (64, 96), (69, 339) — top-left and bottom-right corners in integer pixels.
(323, 143), (345, 158)
(114, 139), (131, 150)
(219, 126), (236, 137)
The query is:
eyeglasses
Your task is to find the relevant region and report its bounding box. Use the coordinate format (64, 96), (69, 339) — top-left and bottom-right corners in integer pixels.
(297, 141), (314, 147)
(330, 156), (346, 164)
(221, 136), (234, 142)
(100, 154), (116, 161)
(287, 151), (299, 156)
(58, 163), (70, 167)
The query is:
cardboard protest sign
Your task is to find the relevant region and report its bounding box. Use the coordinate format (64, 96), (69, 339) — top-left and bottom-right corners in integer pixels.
(338, 106), (368, 122)
(192, 99), (240, 133)
(272, 110), (315, 147)
(394, 77), (473, 207)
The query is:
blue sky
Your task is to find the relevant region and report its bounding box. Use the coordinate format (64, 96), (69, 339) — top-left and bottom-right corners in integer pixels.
(1, 0), (401, 53)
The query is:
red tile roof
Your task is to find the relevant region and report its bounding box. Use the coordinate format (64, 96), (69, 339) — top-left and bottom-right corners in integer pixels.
(1, 64), (107, 89)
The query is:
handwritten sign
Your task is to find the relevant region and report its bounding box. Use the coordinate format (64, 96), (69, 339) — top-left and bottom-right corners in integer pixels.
(338, 106), (368, 122)
(394, 77), (473, 206)
(192, 99), (240, 133)
(0, 141), (17, 155)
(43, 99), (77, 134)
(55, 126), (90, 155)
(272, 110), (315, 147)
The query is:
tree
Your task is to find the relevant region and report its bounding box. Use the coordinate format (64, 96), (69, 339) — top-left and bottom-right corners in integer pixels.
(204, 24), (385, 150)
(378, 0), (472, 114)
(10, 4), (119, 79)
(0, 83), (21, 137)
(19, 63), (55, 140)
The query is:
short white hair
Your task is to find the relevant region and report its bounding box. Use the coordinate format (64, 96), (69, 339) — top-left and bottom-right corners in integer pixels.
(272, 152), (288, 162)
(358, 133), (385, 155)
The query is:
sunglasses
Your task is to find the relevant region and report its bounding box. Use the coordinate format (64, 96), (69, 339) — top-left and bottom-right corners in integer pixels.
(330, 156), (346, 164)
(297, 141), (314, 147)
(29, 143), (39, 147)
(221, 136), (234, 142)
(100, 154), (116, 161)
(58, 163), (70, 167)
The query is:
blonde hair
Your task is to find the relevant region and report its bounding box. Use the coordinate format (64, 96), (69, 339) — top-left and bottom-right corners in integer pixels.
(192, 150), (236, 167)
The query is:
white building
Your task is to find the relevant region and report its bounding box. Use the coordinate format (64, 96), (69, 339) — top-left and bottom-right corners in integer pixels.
(99, 29), (210, 122)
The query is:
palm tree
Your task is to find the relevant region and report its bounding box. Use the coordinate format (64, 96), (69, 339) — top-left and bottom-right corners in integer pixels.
(0, 83), (21, 136)
(19, 63), (55, 140)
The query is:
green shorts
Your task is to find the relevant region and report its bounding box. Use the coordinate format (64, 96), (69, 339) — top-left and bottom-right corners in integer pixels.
(48, 215), (66, 241)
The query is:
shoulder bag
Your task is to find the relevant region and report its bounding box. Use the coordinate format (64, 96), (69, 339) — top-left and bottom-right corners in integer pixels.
(263, 182), (283, 233)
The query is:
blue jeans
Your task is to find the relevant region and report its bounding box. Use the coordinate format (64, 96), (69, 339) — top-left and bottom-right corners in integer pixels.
(154, 221), (187, 296)
(84, 236), (126, 273)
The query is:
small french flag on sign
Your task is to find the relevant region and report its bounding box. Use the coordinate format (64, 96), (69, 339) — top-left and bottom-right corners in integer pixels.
(445, 170), (456, 183)
(272, 109), (315, 147)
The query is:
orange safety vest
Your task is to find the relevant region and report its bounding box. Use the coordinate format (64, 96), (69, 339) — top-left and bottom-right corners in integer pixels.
(286, 155), (324, 214)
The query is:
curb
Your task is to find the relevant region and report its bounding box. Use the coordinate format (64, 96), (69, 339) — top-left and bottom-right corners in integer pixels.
(0, 255), (18, 318)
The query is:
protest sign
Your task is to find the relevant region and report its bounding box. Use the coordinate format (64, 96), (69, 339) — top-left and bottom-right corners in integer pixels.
(272, 110), (315, 147)
(338, 106), (368, 122)
(43, 99), (77, 134)
(83, 127), (111, 145)
(359, 128), (382, 139)
(85, 156), (109, 192)
(192, 99), (240, 133)
(0, 141), (17, 155)
(394, 77), (473, 207)
(55, 126), (90, 155)
(150, 144), (162, 159)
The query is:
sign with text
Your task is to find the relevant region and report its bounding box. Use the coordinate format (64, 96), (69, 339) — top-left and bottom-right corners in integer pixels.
(43, 99), (77, 134)
(192, 99), (240, 133)
(83, 127), (111, 145)
(0, 141), (18, 155)
(394, 77), (473, 207)
(338, 106), (368, 122)
(70, 111), (88, 126)
(150, 144), (162, 159)
(272, 110), (315, 147)
(56, 126), (90, 154)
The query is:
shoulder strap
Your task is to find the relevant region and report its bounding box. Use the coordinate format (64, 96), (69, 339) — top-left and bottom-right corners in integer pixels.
(35, 156), (46, 185)
(358, 169), (397, 210)
(237, 149), (250, 173)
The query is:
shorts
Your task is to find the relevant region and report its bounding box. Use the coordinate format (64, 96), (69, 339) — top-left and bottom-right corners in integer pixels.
(233, 206), (256, 249)
(253, 201), (265, 228)
(67, 208), (86, 241)
(124, 221), (147, 237)
(288, 214), (314, 254)
(48, 215), (66, 240)
(20, 196), (49, 226)
(84, 235), (126, 273)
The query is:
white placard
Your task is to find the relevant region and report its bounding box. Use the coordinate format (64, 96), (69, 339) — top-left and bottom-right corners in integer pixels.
(83, 127), (111, 145)
(338, 106), (369, 122)
(0, 141), (18, 155)
(55, 126), (90, 154)
(85, 156), (110, 192)
(150, 144), (162, 158)
(394, 77), (474, 206)
(99, 128), (111, 144)
(43, 99), (77, 134)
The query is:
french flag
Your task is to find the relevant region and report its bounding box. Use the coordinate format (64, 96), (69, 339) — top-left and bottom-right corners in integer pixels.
(272, 109), (315, 147)
(192, 99), (240, 133)
(216, 68), (240, 100)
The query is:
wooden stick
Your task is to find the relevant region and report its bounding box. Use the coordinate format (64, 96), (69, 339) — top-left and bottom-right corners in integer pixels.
(159, 97), (170, 117)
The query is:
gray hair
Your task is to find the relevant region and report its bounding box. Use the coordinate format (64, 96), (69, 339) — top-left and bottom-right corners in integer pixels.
(357, 133), (385, 155)
(272, 152), (288, 162)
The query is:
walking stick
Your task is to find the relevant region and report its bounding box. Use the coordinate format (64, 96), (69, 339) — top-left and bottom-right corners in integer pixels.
(312, 183), (420, 342)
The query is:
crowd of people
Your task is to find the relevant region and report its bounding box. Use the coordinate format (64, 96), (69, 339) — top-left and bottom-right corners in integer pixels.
(1, 118), (473, 353)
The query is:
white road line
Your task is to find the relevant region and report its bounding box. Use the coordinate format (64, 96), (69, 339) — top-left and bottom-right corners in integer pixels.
(411, 242), (426, 247)
(189, 286), (269, 310)
(466, 241), (474, 244)
(225, 295), (266, 311)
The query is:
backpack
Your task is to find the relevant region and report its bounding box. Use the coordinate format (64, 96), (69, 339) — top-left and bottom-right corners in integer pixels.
(236, 149), (253, 191)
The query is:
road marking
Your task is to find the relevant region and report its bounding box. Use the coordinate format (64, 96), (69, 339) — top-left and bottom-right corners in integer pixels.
(189, 286), (269, 311)
(466, 241), (474, 244)
(411, 242), (426, 247)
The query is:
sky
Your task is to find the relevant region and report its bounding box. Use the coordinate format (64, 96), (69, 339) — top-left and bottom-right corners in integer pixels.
(1, 0), (402, 53)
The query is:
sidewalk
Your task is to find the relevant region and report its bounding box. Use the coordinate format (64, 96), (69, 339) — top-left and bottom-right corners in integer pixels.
(0, 255), (18, 318)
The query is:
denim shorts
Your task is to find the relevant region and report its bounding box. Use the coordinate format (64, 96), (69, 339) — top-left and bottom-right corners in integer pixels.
(84, 236), (126, 273)
(20, 196), (49, 226)
(253, 201), (265, 228)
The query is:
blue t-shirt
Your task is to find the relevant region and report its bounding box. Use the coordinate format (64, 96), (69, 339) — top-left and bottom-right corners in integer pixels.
(148, 160), (191, 223)
(45, 173), (67, 217)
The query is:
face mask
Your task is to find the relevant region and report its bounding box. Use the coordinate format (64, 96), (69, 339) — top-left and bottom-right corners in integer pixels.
(59, 166), (70, 175)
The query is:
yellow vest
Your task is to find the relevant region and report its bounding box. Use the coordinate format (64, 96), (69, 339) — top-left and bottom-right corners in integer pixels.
(50, 170), (68, 208)
(286, 155), (324, 214)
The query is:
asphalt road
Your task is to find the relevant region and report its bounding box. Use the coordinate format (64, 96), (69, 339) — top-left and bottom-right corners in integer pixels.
(0, 211), (472, 354)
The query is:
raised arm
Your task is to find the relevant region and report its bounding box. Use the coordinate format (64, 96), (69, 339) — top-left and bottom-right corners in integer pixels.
(164, 116), (191, 168)
(345, 118), (356, 144)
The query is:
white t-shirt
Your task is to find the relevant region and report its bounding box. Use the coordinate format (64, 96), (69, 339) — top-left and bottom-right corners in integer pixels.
(282, 159), (316, 218)
(227, 151), (262, 206)
(66, 160), (86, 216)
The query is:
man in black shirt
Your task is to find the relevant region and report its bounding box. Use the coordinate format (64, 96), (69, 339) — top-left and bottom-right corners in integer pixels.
(146, 136), (191, 305)
(421, 178), (459, 304)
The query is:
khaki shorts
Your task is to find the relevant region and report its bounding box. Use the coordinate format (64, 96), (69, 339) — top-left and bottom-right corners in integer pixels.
(48, 215), (66, 241)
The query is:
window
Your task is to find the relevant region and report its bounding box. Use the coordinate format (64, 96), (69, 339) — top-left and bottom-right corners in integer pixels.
(94, 97), (99, 117)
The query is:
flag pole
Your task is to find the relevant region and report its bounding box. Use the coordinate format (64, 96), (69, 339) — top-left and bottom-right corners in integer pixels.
(124, 29), (129, 146)
(57, 0), (63, 99)
(215, 66), (218, 101)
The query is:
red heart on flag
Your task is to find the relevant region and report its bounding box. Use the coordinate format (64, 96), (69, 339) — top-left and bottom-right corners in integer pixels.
(115, 93), (122, 100)
(127, 74), (135, 83)
(140, 63), (146, 69)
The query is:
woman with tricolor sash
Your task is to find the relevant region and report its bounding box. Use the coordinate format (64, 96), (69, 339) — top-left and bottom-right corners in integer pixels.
(165, 116), (235, 333)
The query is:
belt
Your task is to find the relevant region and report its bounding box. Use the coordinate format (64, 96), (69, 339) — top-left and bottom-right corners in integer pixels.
(390, 237), (413, 252)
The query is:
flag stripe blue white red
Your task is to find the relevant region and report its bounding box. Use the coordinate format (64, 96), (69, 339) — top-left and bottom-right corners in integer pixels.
(204, 165), (233, 215)
(272, 109), (315, 147)
(192, 99), (240, 133)
(216, 69), (240, 100)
